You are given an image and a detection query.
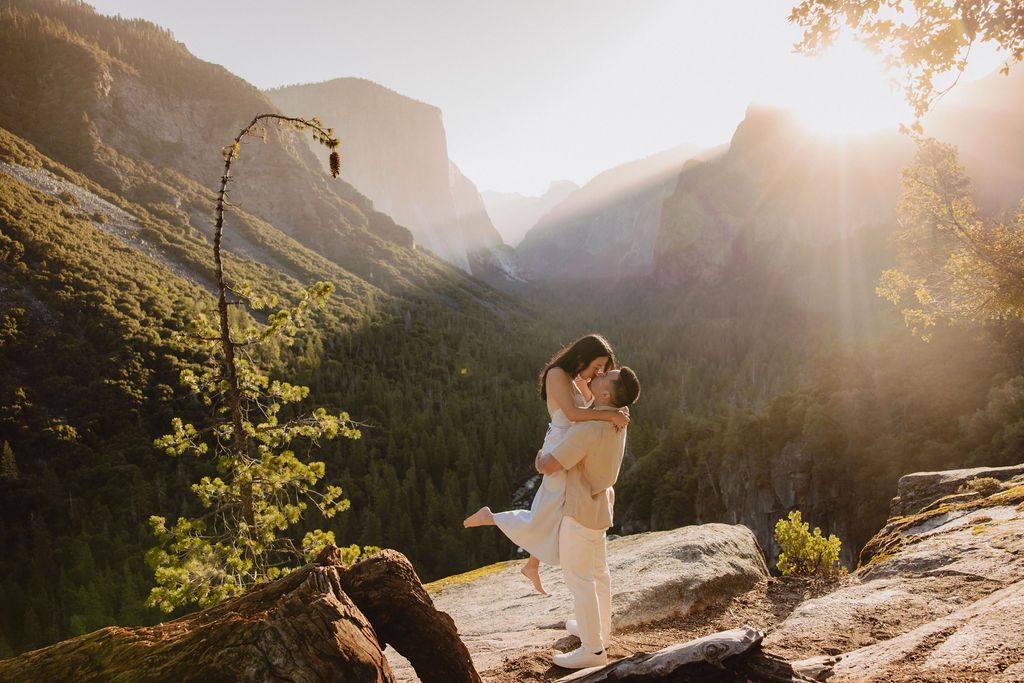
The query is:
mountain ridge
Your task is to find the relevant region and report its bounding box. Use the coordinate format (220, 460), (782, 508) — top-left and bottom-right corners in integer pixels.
(515, 142), (710, 281)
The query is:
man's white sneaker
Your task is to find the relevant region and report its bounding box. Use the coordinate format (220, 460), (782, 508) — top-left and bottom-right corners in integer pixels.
(552, 644), (607, 669)
(565, 619), (579, 637)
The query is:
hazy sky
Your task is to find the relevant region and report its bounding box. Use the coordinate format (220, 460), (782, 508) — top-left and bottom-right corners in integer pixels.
(86, 0), (1002, 196)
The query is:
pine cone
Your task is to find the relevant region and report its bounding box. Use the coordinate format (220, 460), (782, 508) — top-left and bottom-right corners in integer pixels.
(329, 151), (341, 178)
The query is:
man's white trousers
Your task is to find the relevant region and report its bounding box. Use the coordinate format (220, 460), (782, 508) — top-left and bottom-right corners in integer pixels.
(559, 515), (610, 651)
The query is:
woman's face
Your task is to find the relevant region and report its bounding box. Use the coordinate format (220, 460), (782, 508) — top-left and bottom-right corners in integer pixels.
(578, 356), (609, 381)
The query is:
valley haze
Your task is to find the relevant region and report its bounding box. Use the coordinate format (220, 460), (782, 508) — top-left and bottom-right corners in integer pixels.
(0, 2), (1022, 681)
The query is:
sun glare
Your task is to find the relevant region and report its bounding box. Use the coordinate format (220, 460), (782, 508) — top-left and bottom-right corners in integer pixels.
(770, 39), (913, 138)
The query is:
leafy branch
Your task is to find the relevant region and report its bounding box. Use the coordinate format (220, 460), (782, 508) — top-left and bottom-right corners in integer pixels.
(876, 138), (1024, 339)
(789, 0), (1024, 124)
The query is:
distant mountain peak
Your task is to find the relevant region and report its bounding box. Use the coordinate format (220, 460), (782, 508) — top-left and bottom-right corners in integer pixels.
(268, 78), (504, 273)
(481, 181), (580, 247)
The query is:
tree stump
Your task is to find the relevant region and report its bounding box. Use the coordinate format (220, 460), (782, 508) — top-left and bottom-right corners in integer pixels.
(0, 546), (481, 683)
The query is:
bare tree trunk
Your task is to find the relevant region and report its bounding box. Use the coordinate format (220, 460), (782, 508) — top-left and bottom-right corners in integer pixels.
(339, 548), (483, 683)
(0, 547), (480, 683)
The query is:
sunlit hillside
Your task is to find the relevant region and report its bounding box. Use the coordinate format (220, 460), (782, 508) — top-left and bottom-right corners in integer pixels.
(1, 0), (1023, 666)
(0, 0), (543, 657)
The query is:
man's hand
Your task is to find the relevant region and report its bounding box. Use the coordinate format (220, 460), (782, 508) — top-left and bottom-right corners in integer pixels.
(536, 449), (564, 475)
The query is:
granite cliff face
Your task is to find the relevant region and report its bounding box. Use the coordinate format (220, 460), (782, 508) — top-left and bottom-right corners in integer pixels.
(702, 441), (857, 570)
(0, 1), (419, 285)
(268, 78), (505, 273)
(653, 105), (913, 290)
(516, 144), (705, 281)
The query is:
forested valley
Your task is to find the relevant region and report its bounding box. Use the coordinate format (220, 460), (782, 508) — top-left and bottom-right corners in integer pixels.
(2, 0), (1023, 662)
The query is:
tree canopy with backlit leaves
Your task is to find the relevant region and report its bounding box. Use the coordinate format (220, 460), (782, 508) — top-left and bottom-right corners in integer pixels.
(789, 0), (1024, 121)
(790, 1), (1024, 334)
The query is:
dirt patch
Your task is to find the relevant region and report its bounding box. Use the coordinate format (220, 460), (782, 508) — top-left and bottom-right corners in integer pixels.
(478, 574), (849, 682)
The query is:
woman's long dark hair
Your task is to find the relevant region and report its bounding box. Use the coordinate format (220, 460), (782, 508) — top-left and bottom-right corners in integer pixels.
(539, 334), (616, 400)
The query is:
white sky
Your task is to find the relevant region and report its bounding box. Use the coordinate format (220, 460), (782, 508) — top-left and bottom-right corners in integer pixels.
(85, 0), (1006, 196)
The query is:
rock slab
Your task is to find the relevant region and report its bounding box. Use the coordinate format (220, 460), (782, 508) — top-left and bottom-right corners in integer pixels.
(769, 474), (1024, 681)
(889, 464), (1024, 517)
(402, 523), (769, 679)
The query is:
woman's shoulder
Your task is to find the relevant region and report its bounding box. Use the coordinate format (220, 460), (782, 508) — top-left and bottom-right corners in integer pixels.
(546, 366), (571, 383)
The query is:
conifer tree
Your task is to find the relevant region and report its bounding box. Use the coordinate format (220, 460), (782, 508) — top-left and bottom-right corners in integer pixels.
(0, 441), (17, 481)
(146, 114), (370, 612)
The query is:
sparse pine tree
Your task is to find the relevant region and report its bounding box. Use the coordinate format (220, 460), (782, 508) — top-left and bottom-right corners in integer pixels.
(146, 114), (369, 613)
(1, 441), (17, 481)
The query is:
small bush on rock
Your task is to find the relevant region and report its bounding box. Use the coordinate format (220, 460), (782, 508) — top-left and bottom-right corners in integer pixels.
(774, 510), (843, 576)
(959, 477), (1002, 497)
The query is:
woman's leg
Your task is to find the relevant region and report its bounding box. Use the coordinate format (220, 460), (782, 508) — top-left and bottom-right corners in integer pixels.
(521, 554), (547, 595)
(464, 508), (547, 594)
(462, 506), (494, 527)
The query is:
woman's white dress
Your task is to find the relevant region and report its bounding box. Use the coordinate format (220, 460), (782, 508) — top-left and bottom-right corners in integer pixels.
(492, 384), (591, 566)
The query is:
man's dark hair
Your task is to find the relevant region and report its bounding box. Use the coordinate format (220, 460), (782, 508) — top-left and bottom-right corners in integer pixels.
(610, 367), (640, 408)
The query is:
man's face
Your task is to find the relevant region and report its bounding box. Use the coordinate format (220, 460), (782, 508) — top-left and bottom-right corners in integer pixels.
(591, 369), (619, 401)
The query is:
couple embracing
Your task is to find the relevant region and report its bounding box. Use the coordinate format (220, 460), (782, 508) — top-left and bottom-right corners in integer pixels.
(464, 334), (641, 670)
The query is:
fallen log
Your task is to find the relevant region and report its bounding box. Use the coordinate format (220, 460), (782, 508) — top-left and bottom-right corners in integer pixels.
(555, 626), (810, 682)
(0, 546), (480, 683)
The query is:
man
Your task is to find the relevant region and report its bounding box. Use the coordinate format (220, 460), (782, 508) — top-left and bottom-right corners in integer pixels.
(534, 366), (641, 669)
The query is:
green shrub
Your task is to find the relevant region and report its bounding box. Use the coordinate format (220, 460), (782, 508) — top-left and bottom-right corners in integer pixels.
(91, 211), (108, 224)
(959, 477), (1002, 497)
(774, 510), (843, 576)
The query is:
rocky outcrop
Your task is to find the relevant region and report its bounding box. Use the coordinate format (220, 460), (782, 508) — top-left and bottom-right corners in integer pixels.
(481, 180), (579, 247)
(0, 547), (480, 683)
(609, 524), (770, 629)
(267, 78), (506, 273)
(424, 465), (1024, 682)
(397, 524), (769, 679)
(769, 468), (1024, 682)
(806, 579), (1024, 682)
(516, 143), (706, 281)
(888, 463), (1024, 517)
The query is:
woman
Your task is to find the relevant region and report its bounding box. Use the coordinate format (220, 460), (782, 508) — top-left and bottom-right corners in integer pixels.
(463, 334), (629, 594)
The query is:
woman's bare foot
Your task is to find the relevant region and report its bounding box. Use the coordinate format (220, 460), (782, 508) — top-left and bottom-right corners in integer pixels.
(463, 506), (494, 528)
(521, 557), (547, 595)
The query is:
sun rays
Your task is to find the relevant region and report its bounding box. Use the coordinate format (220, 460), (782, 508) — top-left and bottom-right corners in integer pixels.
(765, 37), (914, 139)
